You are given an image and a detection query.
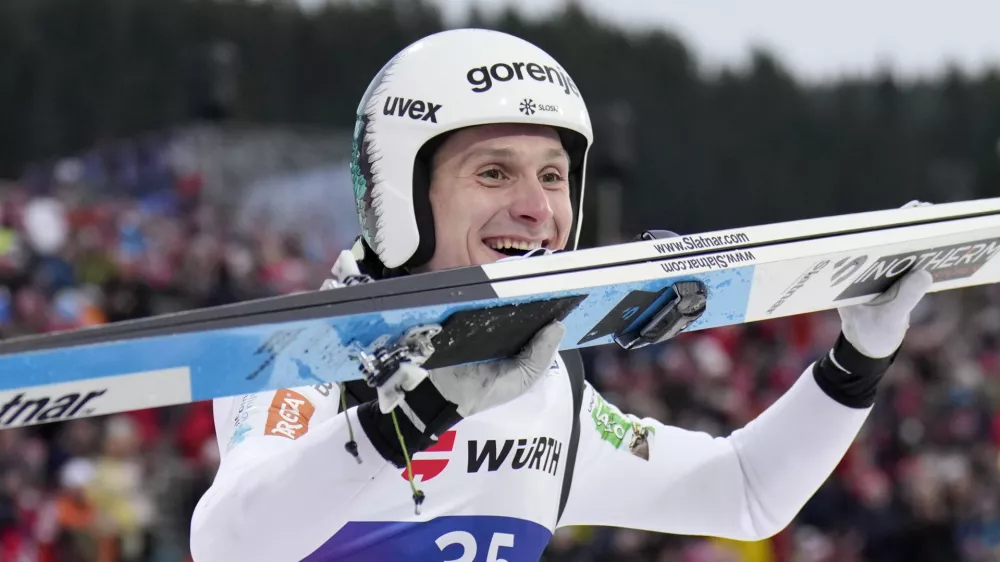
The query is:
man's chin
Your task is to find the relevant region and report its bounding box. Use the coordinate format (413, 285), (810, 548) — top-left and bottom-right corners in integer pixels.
(485, 248), (509, 263)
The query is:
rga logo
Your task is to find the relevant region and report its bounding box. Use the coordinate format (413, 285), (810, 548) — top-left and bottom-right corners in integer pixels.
(830, 255), (868, 287)
(467, 62), (580, 97)
(835, 238), (1000, 301)
(402, 429), (457, 483)
(467, 436), (562, 476)
(382, 96), (442, 123)
(0, 390), (106, 427)
(519, 99), (536, 115)
(766, 259), (830, 315)
(264, 389), (316, 440)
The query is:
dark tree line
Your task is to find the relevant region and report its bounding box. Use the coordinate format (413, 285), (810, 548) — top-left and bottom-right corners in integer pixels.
(1, 0), (999, 238)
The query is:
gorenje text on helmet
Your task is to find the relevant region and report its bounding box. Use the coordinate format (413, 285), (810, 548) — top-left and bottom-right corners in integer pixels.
(467, 62), (581, 97)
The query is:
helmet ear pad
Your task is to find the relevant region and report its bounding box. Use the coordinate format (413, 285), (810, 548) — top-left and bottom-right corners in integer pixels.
(356, 133), (447, 278)
(556, 127), (589, 251)
(404, 133), (450, 272)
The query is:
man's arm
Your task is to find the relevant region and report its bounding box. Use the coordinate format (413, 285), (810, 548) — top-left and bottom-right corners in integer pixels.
(557, 346), (872, 539)
(557, 269), (933, 539)
(190, 384), (392, 562)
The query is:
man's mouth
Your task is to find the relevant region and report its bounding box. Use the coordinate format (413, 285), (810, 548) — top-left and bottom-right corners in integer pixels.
(483, 237), (550, 258)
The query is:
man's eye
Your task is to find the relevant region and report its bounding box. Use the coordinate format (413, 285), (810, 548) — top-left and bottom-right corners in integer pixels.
(480, 168), (506, 180)
(541, 172), (565, 184)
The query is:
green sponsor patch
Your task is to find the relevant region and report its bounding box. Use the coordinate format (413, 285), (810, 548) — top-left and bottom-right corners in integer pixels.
(590, 394), (654, 459)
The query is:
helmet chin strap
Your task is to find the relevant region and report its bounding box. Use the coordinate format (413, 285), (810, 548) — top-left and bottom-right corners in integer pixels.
(350, 237), (366, 262)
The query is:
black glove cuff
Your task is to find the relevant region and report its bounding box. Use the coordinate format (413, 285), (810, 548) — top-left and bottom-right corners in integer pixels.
(812, 333), (899, 409)
(357, 377), (463, 468)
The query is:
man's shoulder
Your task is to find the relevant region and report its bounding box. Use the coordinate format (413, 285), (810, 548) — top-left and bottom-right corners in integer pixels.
(212, 381), (345, 459)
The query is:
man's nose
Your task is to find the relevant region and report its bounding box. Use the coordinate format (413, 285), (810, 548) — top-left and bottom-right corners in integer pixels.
(509, 177), (553, 225)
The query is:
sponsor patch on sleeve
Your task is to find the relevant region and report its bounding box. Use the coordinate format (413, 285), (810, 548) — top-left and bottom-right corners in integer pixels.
(589, 393), (654, 460)
(265, 389), (316, 440)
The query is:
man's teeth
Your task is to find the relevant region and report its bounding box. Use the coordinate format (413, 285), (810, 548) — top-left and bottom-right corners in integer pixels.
(486, 239), (542, 251)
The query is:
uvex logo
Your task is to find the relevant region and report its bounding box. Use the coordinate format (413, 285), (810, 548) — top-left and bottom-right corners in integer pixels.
(401, 429), (457, 483)
(383, 97), (442, 123)
(467, 436), (562, 476)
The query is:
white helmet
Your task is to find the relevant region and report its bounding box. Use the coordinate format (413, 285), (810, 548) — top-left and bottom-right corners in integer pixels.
(350, 28), (594, 276)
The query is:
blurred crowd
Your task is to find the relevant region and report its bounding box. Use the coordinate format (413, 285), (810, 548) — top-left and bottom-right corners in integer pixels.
(0, 138), (999, 562)
(0, 136), (338, 562)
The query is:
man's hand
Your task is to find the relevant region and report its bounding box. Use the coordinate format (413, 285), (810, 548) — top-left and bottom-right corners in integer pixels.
(814, 267), (932, 408)
(433, 321), (563, 414)
(321, 250), (566, 440)
(815, 200), (935, 408)
(837, 199), (934, 359)
(838, 268), (933, 359)
(376, 322), (563, 417)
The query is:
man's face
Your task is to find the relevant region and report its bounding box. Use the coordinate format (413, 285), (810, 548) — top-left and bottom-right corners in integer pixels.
(419, 123), (573, 272)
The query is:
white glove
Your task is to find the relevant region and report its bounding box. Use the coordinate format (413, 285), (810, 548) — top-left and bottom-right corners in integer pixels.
(321, 249), (564, 418)
(838, 268), (932, 358)
(376, 322), (564, 417)
(837, 199), (934, 359)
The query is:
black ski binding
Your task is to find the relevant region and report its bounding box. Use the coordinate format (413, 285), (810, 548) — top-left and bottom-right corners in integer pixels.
(356, 324), (441, 388)
(614, 280), (707, 350)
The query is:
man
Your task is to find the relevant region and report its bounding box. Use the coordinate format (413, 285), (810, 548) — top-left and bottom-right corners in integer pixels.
(191, 29), (933, 561)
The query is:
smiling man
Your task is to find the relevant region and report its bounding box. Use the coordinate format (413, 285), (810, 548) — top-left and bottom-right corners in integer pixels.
(191, 29), (933, 562)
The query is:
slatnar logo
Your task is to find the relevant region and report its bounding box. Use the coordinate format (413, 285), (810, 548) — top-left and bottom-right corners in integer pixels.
(0, 390), (106, 427)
